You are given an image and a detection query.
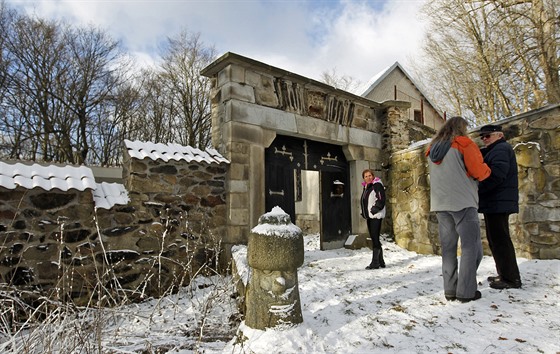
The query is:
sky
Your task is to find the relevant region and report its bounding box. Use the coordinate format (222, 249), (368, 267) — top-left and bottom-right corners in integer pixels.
(6, 0), (429, 91)
(4, 232), (559, 353)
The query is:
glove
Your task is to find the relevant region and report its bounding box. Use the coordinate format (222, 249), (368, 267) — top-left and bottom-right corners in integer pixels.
(370, 207), (380, 215)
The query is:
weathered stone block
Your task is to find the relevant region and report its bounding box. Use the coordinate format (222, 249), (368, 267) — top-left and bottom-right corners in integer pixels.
(515, 143), (541, 168)
(63, 229), (91, 243)
(23, 243), (59, 260)
(539, 247), (560, 260)
(221, 82), (255, 103)
(229, 208), (249, 226)
(30, 193), (77, 210)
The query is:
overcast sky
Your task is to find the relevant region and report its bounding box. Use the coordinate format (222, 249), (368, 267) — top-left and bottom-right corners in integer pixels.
(7, 0), (428, 89)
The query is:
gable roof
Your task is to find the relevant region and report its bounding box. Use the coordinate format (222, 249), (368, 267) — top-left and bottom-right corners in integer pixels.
(358, 62), (396, 97)
(124, 139), (230, 165)
(359, 61), (442, 116)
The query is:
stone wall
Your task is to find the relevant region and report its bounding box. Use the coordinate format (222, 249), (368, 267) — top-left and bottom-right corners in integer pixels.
(0, 147), (228, 305)
(389, 104), (560, 259)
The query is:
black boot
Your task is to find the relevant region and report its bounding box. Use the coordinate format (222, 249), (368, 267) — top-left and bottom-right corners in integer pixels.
(365, 248), (381, 270)
(379, 247), (386, 268)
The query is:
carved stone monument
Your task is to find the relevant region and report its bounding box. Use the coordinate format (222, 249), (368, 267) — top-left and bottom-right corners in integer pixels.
(245, 206), (304, 329)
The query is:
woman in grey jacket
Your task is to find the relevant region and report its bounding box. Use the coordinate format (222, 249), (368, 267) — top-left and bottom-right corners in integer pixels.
(360, 169), (386, 270)
(426, 117), (491, 302)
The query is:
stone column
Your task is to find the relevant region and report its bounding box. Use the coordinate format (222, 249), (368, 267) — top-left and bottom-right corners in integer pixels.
(382, 101), (412, 151)
(245, 207), (304, 329)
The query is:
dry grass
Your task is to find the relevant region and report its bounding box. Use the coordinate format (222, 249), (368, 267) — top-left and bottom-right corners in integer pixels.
(0, 209), (240, 353)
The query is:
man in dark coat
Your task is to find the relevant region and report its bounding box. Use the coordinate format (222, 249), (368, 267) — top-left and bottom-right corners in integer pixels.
(478, 124), (522, 289)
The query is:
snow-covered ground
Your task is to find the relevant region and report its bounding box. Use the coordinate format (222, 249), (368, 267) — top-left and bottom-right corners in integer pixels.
(3, 234), (558, 353)
(224, 234), (559, 353)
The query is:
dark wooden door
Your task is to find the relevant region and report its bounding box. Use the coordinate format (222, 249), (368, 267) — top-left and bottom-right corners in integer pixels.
(265, 157), (295, 223)
(320, 170), (351, 250)
(265, 135), (351, 249)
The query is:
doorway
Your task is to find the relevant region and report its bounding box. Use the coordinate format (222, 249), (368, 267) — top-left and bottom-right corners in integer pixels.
(265, 135), (351, 250)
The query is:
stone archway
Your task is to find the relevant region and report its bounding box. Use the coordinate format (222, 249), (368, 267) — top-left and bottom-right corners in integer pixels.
(201, 52), (410, 265)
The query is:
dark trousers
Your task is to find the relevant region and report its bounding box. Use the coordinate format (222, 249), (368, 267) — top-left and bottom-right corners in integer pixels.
(484, 213), (521, 282)
(366, 218), (382, 249)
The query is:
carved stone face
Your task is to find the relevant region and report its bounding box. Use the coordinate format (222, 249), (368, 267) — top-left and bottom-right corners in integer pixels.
(258, 269), (298, 297)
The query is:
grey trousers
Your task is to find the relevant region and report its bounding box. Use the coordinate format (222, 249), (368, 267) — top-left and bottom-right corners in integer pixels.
(436, 207), (483, 299)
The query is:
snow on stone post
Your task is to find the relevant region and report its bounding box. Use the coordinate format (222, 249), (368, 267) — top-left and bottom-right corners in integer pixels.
(245, 206), (304, 329)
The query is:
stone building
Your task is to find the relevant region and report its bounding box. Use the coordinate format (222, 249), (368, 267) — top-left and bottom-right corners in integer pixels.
(200, 52), (417, 264)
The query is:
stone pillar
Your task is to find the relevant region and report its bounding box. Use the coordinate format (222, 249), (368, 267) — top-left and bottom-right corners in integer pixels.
(245, 207), (304, 329)
(382, 101), (412, 151)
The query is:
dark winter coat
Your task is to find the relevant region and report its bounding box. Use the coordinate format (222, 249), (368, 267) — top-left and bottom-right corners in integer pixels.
(478, 138), (519, 214)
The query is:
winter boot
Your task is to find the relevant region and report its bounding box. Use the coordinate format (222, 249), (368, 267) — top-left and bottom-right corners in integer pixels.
(365, 248), (382, 270)
(379, 247), (386, 268)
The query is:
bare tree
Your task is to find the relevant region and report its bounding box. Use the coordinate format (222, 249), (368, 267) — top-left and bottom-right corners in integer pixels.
(0, 4), (217, 164)
(0, 2), (16, 155)
(321, 67), (362, 94)
(0, 4), (131, 165)
(0, 1), (13, 102)
(2, 15), (70, 161)
(88, 75), (142, 166)
(60, 26), (129, 164)
(159, 30), (216, 149)
(127, 31), (216, 149)
(415, 0), (559, 124)
(128, 69), (178, 144)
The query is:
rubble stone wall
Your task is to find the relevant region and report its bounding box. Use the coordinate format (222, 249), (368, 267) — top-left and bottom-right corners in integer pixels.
(0, 151), (227, 305)
(389, 105), (560, 259)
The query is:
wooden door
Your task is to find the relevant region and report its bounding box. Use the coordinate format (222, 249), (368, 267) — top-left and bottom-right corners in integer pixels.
(320, 170), (351, 250)
(265, 135), (351, 250)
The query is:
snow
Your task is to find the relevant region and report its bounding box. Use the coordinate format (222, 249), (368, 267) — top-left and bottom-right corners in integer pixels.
(513, 141), (541, 151)
(3, 234), (558, 353)
(406, 138), (432, 151)
(0, 160), (97, 191)
(251, 206), (303, 238)
(92, 182), (130, 209)
(221, 235), (559, 354)
(0, 161), (129, 209)
(124, 139), (230, 164)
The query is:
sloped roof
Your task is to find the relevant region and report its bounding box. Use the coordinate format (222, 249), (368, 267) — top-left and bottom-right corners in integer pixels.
(125, 139), (230, 164)
(358, 62), (395, 97)
(0, 161), (129, 209)
(359, 61), (441, 116)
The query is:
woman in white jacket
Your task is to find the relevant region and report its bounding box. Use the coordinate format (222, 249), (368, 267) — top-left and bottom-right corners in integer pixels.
(360, 169), (386, 269)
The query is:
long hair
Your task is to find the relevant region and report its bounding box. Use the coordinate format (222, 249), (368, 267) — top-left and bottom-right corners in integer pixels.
(432, 116), (468, 143)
